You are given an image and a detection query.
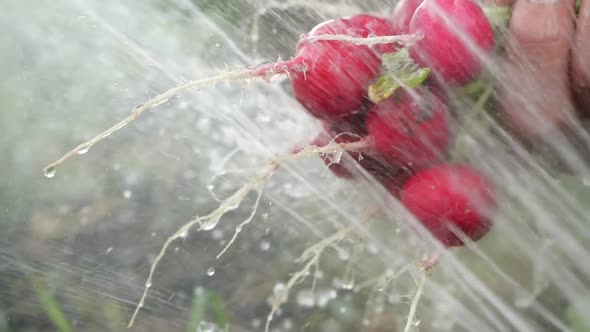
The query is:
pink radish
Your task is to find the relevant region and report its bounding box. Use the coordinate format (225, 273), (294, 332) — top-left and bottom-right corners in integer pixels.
(409, 0), (495, 85)
(291, 15), (401, 119)
(400, 164), (497, 247)
(366, 87), (451, 169)
(391, 0), (424, 33)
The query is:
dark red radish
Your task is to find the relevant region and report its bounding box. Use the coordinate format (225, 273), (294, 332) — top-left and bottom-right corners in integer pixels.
(291, 15), (400, 119)
(382, 167), (415, 198)
(311, 127), (399, 180)
(409, 0), (495, 86)
(325, 113), (368, 138)
(391, 0), (424, 33)
(366, 88), (451, 169)
(401, 164), (497, 247)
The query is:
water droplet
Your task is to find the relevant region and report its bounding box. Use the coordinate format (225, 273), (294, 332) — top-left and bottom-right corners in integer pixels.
(212, 229), (223, 240)
(77, 145), (91, 155)
(282, 319), (293, 329)
(179, 231), (188, 238)
(413, 319), (421, 327)
(262, 212), (269, 220)
(106, 247), (113, 253)
(260, 240), (271, 251)
(44, 166), (56, 178)
(197, 321), (216, 332)
(584, 178), (590, 187)
(145, 281), (152, 288)
(153, 98), (170, 107)
(340, 279), (354, 290)
(296, 289), (315, 308)
(251, 319), (261, 328)
(366, 244), (379, 255)
(194, 286), (204, 295)
(235, 225), (242, 232)
(151, 232), (156, 237)
(337, 250), (350, 261)
(206, 267), (215, 276)
(123, 190), (133, 199)
(200, 222), (216, 231)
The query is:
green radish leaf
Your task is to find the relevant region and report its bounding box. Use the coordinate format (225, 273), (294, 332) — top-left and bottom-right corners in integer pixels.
(482, 5), (512, 31)
(368, 48), (430, 103)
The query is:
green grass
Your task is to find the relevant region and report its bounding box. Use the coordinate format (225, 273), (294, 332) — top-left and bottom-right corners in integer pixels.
(187, 289), (229, 332)
(33, 281), (72, 332)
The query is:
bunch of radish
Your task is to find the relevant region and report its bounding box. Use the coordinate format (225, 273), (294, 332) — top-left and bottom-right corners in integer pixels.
(289, 0), (499, 255)
(45, 0), (501, 256)
(45, 1), (505, 326)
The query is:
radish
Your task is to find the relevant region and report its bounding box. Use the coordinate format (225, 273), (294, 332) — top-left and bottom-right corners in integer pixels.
(345, 14), (401, 54)
(291, 15), (400, 119)
(409, 0), (495, 85)
(366, 87), (451, 169)
(42, 15), (421, 177)
(400, 164), (497, 247)
(391, 0), (424, 33)
(382, 167), (414, 198)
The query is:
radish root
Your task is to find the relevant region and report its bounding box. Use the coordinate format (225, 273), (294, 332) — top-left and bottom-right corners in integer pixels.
(264, 225), (355, 332)
(306, 33), (424, 47)
(127, 163), (277, 328)
(127, 137), (373, 328)
(403, 270), (428, 332)
(42, 32), (416, 177)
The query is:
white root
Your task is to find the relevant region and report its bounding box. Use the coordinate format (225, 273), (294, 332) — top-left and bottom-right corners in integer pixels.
(264, 225), (355, 332)
(403, 267), (428, 332)
(42, 66), (290, 177)
(306, 33), (424, 47)
(127, 164), (276, 328)
(127, 138), (372, 327)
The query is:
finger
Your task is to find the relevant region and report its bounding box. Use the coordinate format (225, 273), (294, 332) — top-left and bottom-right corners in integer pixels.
(572, 0), (590, 115)
(500, 0), (577, 142)
(481, 0), (516, 7)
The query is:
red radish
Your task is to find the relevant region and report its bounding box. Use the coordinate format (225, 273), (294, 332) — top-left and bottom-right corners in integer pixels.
(345, 14), (401, 54)
(401, 164), (497, 247)
(391, 0), (424, 33)
(382, 167), (414, 198)
(409, 0), (495, 85)
(43, 15), (418, 176)
(325, 113), (368, 138)
(291, 15), (400, 119)
(366, 88), (451, 169)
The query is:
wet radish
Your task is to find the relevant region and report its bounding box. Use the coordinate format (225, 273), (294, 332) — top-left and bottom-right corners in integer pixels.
(400, 164), (498, 247)
(366, 88), (451, 169)
(409, 0), (495, 85)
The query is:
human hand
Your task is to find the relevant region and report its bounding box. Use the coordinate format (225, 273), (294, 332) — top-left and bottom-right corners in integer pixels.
(499, 0), (590, 141)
